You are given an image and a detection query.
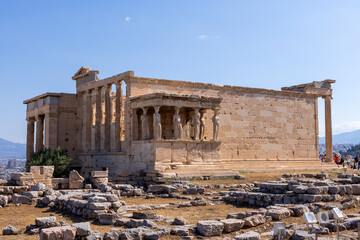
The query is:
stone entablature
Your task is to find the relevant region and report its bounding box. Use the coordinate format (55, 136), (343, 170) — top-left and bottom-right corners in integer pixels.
(24, 66), (336, 178)
(23, 93), (77, 162)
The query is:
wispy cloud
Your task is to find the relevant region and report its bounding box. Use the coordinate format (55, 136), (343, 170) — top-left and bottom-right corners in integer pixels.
(125, 16), (131, 22)
(197, 35), (220, 40)
(319, 121), (360, 137)
(198, 35), (208, 40)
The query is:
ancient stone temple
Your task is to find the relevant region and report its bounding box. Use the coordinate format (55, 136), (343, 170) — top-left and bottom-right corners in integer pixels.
(24, 67), (335, 178)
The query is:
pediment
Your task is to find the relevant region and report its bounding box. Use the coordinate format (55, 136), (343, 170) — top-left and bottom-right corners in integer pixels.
(72, 66), (93, 80)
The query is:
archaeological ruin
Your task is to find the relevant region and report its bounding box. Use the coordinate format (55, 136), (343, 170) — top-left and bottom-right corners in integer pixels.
(23, 67), (335, 179)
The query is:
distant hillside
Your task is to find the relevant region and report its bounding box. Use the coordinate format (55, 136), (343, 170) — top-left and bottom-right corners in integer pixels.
(319, 144), (355, 155)
(0, 138), (26, 159)
(319, 129), (360, 144)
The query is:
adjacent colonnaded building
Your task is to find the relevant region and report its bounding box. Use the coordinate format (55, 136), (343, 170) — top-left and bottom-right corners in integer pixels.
(24, 67), (335, 179)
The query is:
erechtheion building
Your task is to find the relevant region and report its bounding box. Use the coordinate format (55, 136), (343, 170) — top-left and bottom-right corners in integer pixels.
(24, 67), (335, 179)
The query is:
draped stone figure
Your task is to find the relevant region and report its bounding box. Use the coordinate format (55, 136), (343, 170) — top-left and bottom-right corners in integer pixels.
(173, 107), (182, 139)
(153, 106), (162, 140)
(200, 110), (206, 140)
(212, 109), (220, 140)
(193, 108), (200, 140)
(141, 108), (150, 140)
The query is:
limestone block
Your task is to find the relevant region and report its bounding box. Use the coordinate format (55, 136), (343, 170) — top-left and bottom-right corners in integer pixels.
(30, 166), (54, 179)
(91, 171), (107, 178)
(39, 226), (76, 240)
(197, 220), (224, 237)
(234, 231), (260, 240)
(69, 170), (84, 189)
(71, 222), (91, 236)
(220, 219), (245, 233)
(36, 217), (57, 227)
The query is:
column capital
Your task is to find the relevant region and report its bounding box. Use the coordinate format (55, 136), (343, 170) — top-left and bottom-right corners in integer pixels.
(322, 95), (333, 100)
(35, 115), (44, 121)
(26, 117), (35, 122)
(116, 80), (123, 86)
(86, 88), (93, 94)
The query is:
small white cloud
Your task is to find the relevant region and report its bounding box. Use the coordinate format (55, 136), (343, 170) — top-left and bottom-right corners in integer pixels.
(213, 35), (220, 39)
(125, 16), (131, 22)
(197, 35), (208, 40)
(319, 121), (360, 137)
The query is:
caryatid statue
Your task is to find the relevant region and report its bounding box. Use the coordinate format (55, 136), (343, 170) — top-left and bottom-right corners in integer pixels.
(173, 107), (182, 139)
(193, 108), (200, 140)
(199, 110), (206, 140)
(153, 106), (162, 140)
(141, 108), (150, 140)
(212, 108), (220, 140)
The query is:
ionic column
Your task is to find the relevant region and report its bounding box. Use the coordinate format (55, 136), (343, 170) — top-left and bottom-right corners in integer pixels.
(104, 84), (111, 151)
(173, 107), (182, 139)
(95, 87), (102, 151)
(26, 118), (35, 163)
(44, 112), (58, 150)
(193, 108), (200, 140)
(153, 106), (162, 140)
(141, 107), (150, 140)
(199, 110), (206, 140)
(85, 89), (93, 151)
(35, 115), (44, 151)
(115, 81), (123, 150)
(324, 96), (333, 162)
(212, 108), (220, 141)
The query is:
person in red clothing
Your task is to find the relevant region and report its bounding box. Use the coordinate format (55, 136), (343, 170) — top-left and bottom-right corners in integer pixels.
(334, 154), (340, 167)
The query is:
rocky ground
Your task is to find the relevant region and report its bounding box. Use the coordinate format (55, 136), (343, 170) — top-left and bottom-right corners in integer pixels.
(2, 169), (360, 239)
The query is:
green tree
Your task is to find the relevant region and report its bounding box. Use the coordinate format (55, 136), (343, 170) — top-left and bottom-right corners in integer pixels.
(26, 147), (72, 178)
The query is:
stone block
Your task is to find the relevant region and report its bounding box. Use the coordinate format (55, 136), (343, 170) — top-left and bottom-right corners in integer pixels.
(197, 220), (224, 237)
(72, 222), (91, 236)
(69, 170), (84, 189)
(220, 219), (245, 233)
(234, 231), (260, 240)
(13, 194), (31, 204)
(36, 217), (57, 227)
(91, 171), (108, 178)
(39, 226), (76, 240)
(244, 214), (266, 227)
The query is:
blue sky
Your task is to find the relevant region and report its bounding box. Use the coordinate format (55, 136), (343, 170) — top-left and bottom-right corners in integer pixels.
(1, 1), (360, 143)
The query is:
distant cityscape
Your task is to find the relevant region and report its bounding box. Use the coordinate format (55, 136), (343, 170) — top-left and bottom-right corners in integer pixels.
(0, 158), (26, 180)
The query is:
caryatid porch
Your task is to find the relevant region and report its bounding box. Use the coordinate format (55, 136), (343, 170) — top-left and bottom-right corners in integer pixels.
(129, 93), (222, 171)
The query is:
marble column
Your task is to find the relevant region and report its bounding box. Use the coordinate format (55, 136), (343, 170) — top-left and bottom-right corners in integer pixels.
(44, 112), (58, 150)
(95, 87), (102, 151)
(115, 81), (123, 151)
(193, 108), (200, 140)
(212, 108), (220, 141)
(85, 89), (93, 151)
(199, 110), (206, 140)
(153, 106), (162, 140)
(324, 96), (333, 162)
(35, 115), (44, 151)
(173, 107), (182, 139)
(104, 84), (111, 151)
(141, 108), (150, 140)
(26, 118), (35, 162)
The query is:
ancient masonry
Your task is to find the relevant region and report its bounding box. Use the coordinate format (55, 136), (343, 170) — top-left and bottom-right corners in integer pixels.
(24, 67), (335, 179)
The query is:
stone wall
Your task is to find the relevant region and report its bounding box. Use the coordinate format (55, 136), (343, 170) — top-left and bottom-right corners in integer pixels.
(128, 77), (318, 163)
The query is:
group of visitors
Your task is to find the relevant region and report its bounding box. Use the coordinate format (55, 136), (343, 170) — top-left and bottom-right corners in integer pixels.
(320, 154), (360, 169)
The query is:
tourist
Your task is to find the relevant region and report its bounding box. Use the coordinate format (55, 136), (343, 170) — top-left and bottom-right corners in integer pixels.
(354, 155), (359, 169)
(334, 154), (340, 167)
(340, 155), (346, 167)
(319, 154), (324, 162)
(346, 155), (352, 168)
